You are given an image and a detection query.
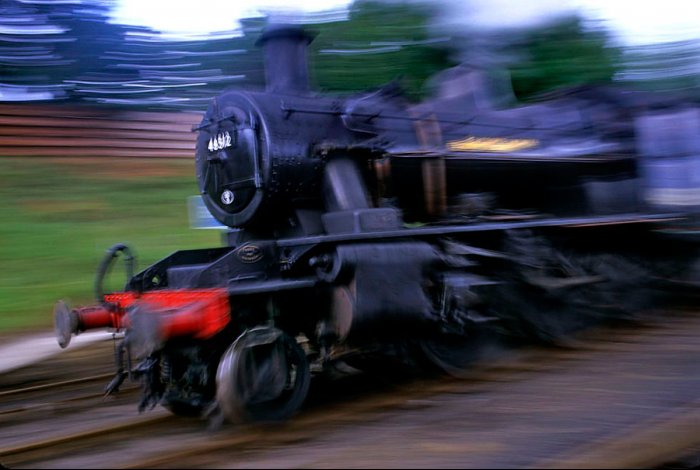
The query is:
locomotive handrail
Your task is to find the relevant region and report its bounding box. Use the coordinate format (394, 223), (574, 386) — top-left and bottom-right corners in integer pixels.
(278, 103), (597, 134)
(221, 176), (260, 190)
(95, 243), (136, 303)
(226, 277), (316, 295)
(276, 212), (684, 247)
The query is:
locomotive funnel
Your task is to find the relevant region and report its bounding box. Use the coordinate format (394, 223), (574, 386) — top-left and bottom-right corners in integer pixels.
(256, 24), (315, 94)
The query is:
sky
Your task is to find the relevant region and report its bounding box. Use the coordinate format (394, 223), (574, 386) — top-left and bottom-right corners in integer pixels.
(112, 0), (700, 46)
(111, 0), (352, 39)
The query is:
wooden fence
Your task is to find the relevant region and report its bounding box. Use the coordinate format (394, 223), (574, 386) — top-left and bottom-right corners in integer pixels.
(0, 104), (202, 158)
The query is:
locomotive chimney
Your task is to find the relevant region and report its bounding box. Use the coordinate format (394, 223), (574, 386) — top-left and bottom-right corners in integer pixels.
(256, 24), (315, 94)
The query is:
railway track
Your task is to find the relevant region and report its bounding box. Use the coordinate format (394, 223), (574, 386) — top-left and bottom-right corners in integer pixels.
(0, 337), (141, 427)
(1, 310), (699, 468)
(0, 410), (176, 467)
(0, 380), (140, 427)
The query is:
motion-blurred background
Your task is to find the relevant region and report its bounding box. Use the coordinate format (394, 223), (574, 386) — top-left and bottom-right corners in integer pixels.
(1, 0), (699, 332)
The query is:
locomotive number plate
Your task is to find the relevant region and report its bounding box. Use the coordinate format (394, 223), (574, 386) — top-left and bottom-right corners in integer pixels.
(208, 131), (232, 152)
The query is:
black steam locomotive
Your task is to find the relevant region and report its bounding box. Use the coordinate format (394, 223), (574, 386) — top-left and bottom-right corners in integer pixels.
(55, 25), (700, 423)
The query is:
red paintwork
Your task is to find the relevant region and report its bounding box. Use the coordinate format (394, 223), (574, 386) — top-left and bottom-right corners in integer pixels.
(73, 289), (230, 340)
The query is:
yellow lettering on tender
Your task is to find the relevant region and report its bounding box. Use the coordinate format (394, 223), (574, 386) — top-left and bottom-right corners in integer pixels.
(446, 136), (539, 152)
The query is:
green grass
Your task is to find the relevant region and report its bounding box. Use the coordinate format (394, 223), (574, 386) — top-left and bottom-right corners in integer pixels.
(0, 158), (220, 333)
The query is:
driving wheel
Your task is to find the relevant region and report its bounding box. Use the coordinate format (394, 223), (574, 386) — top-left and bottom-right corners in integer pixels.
(216, 327), (310, 423)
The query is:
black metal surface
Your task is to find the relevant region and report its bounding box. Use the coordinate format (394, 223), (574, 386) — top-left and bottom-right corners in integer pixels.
(127, 247), (234, 292)
(323, 242), (439, 342)
(256, 25), (316, 94)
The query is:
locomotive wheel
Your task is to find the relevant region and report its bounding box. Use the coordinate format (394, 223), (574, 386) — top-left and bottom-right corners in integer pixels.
(216, 327), (310, 423)
(418, 330), (503, 378)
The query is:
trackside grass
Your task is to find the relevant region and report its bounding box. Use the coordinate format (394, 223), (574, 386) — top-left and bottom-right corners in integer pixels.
(0, 157), (220, 333)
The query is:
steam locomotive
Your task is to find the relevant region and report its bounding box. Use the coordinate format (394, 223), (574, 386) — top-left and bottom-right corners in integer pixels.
(54, 25), (700, 423)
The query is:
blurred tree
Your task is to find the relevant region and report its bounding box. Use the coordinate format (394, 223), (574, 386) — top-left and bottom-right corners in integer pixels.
(1, 1), (639, 109)
(308, 0), (456, 100)
(49, 0), (132, 98)
(0, 0), (74, 100)
(503, 15), (621, 100)
(0, 0), (135, 103)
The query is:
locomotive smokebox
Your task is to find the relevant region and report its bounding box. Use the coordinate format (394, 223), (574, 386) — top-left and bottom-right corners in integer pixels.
(257, 25), (316, 94)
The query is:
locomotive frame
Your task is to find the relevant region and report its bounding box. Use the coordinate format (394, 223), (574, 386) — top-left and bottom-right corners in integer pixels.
(54, 25), (700, 424)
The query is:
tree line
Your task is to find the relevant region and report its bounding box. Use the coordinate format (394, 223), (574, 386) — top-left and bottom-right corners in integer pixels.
(1, 0), (695, 111)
